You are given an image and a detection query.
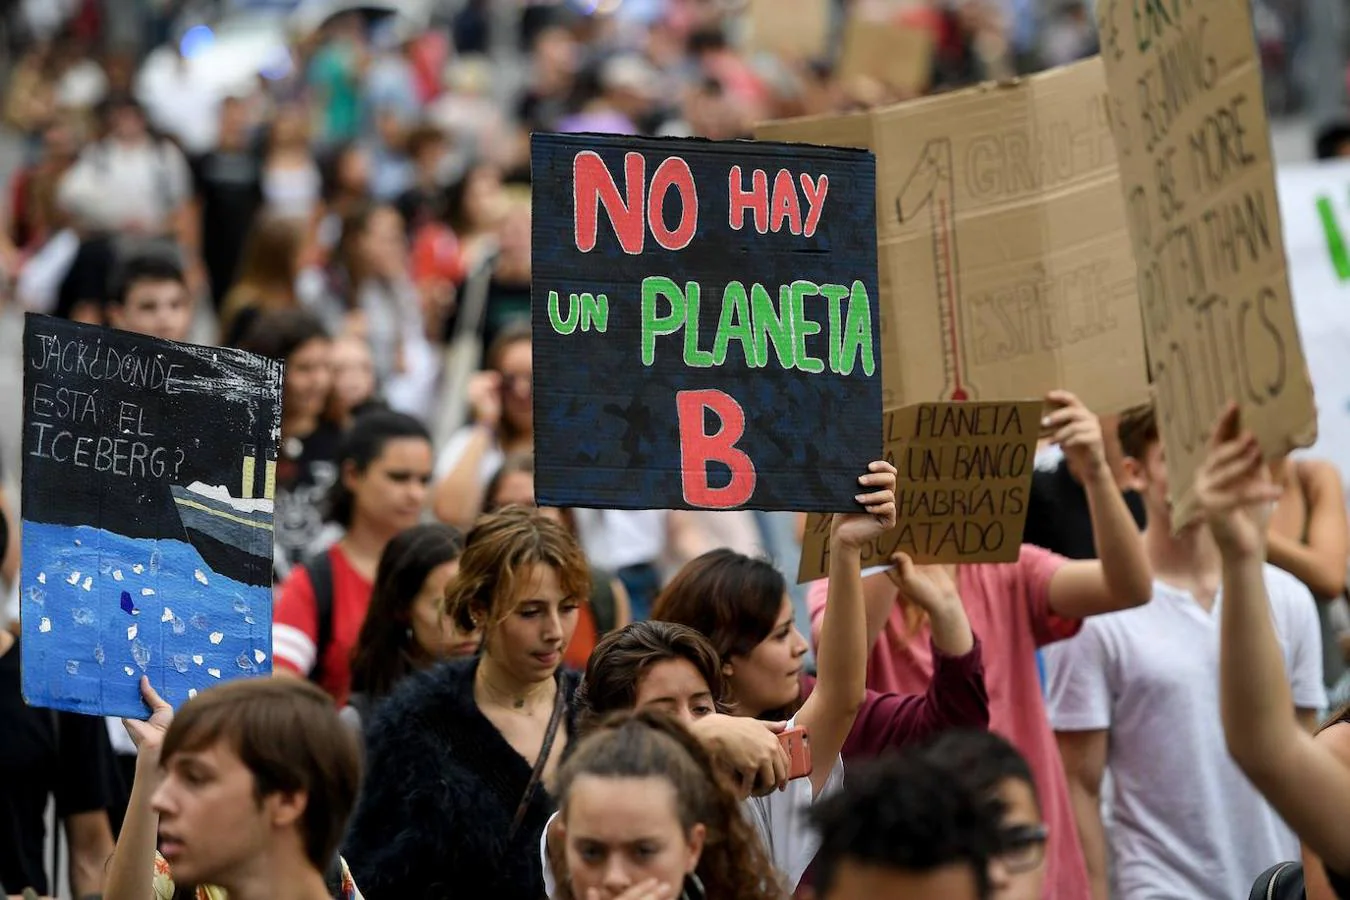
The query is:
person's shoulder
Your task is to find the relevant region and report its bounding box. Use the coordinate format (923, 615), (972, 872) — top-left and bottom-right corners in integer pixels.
(372, 657), (478, 732)
(1261, 562), (1317, 605)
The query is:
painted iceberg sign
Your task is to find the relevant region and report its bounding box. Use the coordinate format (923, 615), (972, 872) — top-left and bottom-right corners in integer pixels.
(20, 314), (283, 717)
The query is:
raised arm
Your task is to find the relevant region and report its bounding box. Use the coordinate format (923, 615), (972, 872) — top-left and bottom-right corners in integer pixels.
(1202, 403), (1350, 874)
(1043, 391), (1151, 619)
(1266, 459), (1349, 600)
(105, 677), (174, 900)
(797, 460), (896, 797)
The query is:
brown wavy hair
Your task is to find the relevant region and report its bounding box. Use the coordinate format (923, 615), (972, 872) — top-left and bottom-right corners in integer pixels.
(550, 709), (787, 900)
(443, 506), (591, 633)
(574, 620), (731, 735)
(651, 549), (800, 720)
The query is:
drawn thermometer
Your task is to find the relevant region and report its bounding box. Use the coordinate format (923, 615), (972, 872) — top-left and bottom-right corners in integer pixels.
(896, 138), (973, 401)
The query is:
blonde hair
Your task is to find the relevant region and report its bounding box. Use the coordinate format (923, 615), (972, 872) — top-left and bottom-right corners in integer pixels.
(443, 506), (591, 633)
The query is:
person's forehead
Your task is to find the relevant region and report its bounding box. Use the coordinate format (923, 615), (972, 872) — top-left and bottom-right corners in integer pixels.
(127, 277), (187, 299)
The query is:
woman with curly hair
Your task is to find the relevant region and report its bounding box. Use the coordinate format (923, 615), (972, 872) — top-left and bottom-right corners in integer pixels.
(549, 709), (785, 900)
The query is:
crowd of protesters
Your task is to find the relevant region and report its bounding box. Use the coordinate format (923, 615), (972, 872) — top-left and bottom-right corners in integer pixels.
(2, 2), (1350, 900)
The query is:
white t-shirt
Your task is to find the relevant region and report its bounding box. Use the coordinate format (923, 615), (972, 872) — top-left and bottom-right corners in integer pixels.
(570, 510), (667, 571)
(58, 139), (191, 234)
(433, 425), (504, 486)
(540, 735), (843, 895)
(1043, 566), (1326, 900)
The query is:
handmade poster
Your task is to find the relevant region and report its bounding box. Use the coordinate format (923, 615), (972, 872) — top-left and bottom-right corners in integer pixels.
(20, 315), (282, 717)
(835, 12), (934, 98)
(531, 132), (882, 512)
(756, 57), (1149, 416)
(1277, 159), (1350, 484)
(798, 400), (1041, 582)
(1093, 0), (1316, 525)
(744, 0), (831, 62)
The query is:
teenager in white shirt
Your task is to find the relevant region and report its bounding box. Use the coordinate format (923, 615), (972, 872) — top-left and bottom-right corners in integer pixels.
(1045, 402), (1325, 900)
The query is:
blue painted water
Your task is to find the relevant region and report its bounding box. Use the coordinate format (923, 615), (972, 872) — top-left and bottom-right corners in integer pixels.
(20, 521), (273, 719)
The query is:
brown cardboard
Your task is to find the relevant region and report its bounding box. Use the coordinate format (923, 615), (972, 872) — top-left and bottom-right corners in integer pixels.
(797, 400), (1041, 582)
(745, 0), (831, 62)
(757, 58), (1149, 417)
(836, 15), (934, 97)
(1093, 1), (1317, 526)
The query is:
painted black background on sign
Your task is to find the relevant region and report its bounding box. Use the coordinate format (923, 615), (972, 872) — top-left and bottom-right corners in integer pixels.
(21, 314), (283, 540)
(530, 132), (882, 512)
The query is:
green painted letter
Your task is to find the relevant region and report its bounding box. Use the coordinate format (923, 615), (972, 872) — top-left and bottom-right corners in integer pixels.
(839, 280), (876, 376)
(819, 283), (850, 373)
(684, 281), (715, 367)
(712, 281), (757, 367)
(641, 277), (686, 366)
(751, 283), (794, 370)
(548, 290), (580, 335)
(790, 280), (824, 374)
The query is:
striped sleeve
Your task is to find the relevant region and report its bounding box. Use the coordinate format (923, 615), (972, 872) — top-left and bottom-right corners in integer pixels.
(272, 563), (319, 675)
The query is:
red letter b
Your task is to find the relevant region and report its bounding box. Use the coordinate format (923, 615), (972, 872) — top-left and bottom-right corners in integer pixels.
(676, 389), (756, 509)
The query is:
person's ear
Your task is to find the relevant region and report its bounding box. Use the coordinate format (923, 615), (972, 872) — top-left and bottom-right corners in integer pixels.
(1120, 456), (1145, 492)
(341, 459), (361, 492)
(266, 789), (308, 830)
(685, 823), (706, 874)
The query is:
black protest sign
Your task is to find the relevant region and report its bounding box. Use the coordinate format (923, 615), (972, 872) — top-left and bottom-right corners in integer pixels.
(20, 315), (282, 717)
(531, 132), (882, 512)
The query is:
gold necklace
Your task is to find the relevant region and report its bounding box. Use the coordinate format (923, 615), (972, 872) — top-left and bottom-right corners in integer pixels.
(476, 665), (554, 714)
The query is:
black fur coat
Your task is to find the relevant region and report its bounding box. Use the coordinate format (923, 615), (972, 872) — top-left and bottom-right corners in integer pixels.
(343, 657), (579, 900)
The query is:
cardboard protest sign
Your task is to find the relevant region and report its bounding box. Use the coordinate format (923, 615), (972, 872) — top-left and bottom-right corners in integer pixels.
(20, 315), (282, 717)
(1277, 159), (1350, 479)
(745, 0), (831, 61)
(798, 400), (1041, 582)
(1094, 0), (1317, 524)
(836, 14), (934, 98)
(756, 57), (1149, 416)
(531, 132), (882, 512)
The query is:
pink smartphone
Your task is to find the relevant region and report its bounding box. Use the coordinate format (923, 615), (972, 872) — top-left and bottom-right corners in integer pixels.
(779, 727), (813, 780)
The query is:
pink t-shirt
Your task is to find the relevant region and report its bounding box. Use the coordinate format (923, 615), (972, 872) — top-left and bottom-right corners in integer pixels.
(808, 545), (1087, 900)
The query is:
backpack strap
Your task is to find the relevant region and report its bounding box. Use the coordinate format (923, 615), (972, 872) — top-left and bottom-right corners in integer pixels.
(306, 550), (336, 687)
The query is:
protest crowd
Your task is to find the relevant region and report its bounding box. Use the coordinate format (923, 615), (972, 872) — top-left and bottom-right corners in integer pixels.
(4, 1), (1350, 900)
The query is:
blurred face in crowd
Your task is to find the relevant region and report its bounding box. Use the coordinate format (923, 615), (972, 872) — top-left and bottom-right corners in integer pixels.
(361, 206), (408, 279)
(108, 102), (148, 143)
(409, 559), (480, 659)
(344, 436), (433, 537)
(153, 740), (307, 888)
(271, 103), (310, 150)
(988, 777), (1047, 900)
(330, 335), (375, 415)
(285, 337), (334, 425)
(562, 774), (704, 899)
(110, 277), (193, 343)
(338, 146), (371, 196)
(496, 338), (533, 432)
(726, 596), (808, 716)
(485, 469), (566, 527)
(485, 563), (579, 686)
(42, 122), (77, 170)
(464, 166), (507, 231)
(633, 657), (716, 726)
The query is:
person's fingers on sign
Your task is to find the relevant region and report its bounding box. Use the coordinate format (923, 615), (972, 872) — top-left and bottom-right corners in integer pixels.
(1043, 389), (1105, 474)
(1195, 402), (1283, 557)
(829, 460), (899, 546)
(122, 675), (174, 754)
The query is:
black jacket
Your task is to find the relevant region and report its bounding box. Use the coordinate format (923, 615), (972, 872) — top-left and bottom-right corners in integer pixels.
(343, 657), (579, 900)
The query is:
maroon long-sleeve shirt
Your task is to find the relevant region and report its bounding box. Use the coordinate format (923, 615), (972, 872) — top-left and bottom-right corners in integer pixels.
(799, 634), (990, 760)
